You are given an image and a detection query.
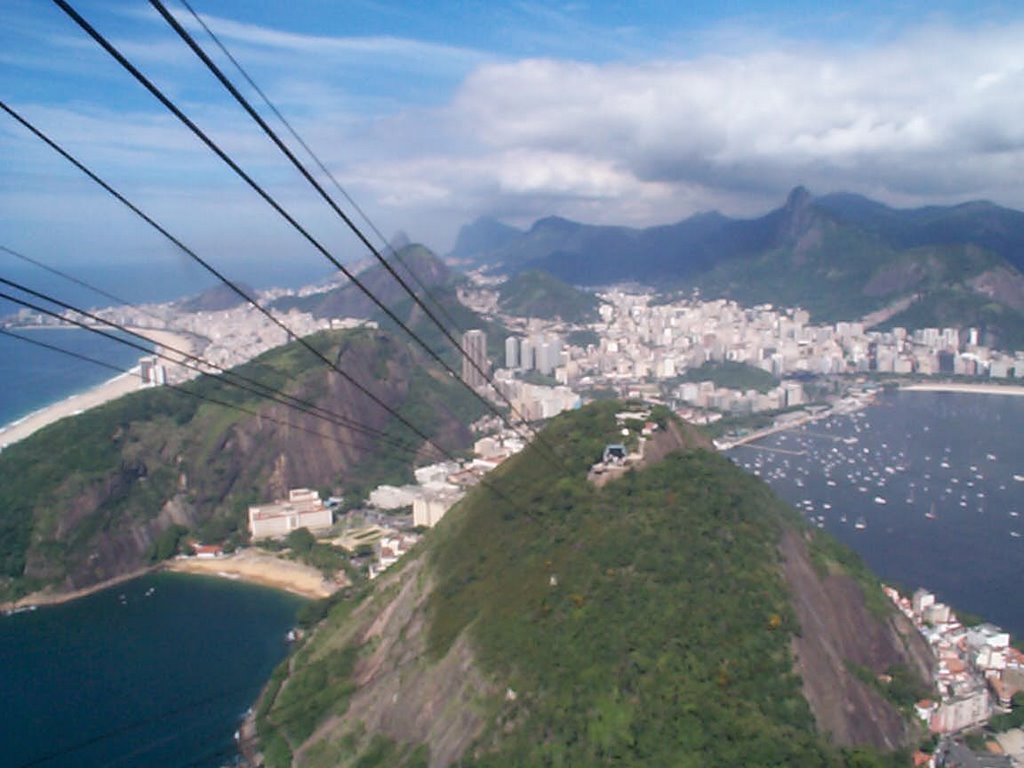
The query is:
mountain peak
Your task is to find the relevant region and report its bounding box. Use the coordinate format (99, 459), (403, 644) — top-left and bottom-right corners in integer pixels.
(786, 185), (812, 211)
(449, 216), (523, 262)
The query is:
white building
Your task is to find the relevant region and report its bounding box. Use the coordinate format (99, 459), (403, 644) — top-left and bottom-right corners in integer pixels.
(248, 488), (333, 539)
(413, 487), (463, 528)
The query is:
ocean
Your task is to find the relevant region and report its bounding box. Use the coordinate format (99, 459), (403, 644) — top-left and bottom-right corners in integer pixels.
(0, 257), (334, 427)
(0, 328), (152, 427)
(1, 391), (1021, 765)
(1, 572), (303, 768)
(729, 389), (1024, 639)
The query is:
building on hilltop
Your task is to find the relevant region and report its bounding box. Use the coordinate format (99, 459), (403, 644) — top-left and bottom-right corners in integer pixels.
(462, 329), (488, 389)
(248, 488), (333, 539)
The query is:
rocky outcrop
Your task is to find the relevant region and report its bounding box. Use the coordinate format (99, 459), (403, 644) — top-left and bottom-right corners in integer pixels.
(3, 329), (477, 599)
(780, 529), (933, 750)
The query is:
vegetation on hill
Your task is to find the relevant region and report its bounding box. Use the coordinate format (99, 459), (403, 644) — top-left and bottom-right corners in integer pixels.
(0, 328), (486, 602)
(496, 269), (600, 322)
(878, 285), (1024, 350)
(257, 401), (921, 767)
(456, 187), (1024, 347)
(677, 360), (779, 393)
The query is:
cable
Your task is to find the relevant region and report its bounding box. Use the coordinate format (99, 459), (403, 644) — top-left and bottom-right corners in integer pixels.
(2, 285), (543, 523)
(0, 327), (414, 457)
(58, 0), (559, 465)
(176, 0), (464, 336)
(0, 263), (409, 450)
(1, 244), (164, 325)
(153, 0), (543, 445)
(0, 283), (421, 454)
(0, 99), (454, 460)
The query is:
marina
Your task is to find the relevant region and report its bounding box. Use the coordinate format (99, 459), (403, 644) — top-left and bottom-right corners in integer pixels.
(728, 389), (1024, 638)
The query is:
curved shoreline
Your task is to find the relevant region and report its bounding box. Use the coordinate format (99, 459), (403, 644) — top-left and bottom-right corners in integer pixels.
(164, 549), (337, 600)
(0, 327), (197, 450)
(899, 382), (1024, 396)
(2, 550), (334, 613)
(1, 567), (158, 613)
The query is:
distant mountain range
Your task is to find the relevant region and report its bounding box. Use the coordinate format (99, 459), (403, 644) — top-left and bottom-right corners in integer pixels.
(453, 189), (1024, 348)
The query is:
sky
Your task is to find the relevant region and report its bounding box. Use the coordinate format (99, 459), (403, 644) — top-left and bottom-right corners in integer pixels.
(2, 0), (1024, 276)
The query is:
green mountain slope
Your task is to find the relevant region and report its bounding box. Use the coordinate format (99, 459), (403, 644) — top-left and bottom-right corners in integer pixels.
(255, 402), (931, 768)
(496, 269), (599, 322)
(0, 328), (486, 602)
(455, 188), (1024, 347)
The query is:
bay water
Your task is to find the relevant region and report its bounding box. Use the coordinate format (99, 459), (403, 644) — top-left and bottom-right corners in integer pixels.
(1, 572), (303, 768)
(729, 389), (1024, 639)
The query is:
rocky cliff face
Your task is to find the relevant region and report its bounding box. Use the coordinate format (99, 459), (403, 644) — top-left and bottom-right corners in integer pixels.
(0, 329), (480, 600)
(781, 529), (933, 750)
(256, 403), (930, 767)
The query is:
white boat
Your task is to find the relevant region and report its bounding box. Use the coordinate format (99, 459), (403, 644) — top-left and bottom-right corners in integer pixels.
(874, 496), (887, 505)
(854, 517), (867, 530)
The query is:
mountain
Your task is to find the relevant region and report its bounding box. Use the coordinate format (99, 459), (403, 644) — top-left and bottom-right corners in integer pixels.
(452, 188), (1024, 348)
(814, 193), (1024, 266)
(449, 217), (524, 263)
(496, 269), (600, 323)
(178, 281), (255, 313)
(272, 244), (456, 320)
(0, 328), (487, 602)
(254, 402), (933, 768)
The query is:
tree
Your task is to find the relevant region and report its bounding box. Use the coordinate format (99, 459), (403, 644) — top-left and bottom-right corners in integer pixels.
(286, 527), (316, 555)
(149, 524), (189, 562)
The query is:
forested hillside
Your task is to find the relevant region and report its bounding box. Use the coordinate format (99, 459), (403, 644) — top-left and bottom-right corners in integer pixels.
(0, 328), (486, 602)
(255, 402), (930, 768)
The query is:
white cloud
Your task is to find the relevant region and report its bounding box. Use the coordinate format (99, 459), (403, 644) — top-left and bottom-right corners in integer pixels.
(345, 20), (1024, 242)
(7, 7), (1024, 259)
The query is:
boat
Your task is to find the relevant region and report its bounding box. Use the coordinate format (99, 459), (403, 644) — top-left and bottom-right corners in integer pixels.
(4, 605), (37, 616)
(1014, 474), (1024, 482)
(854, 517), (867, 530)
(874, 496), (887, 505)
(925, 503), (937, 520)
(1012, 532), (1021, 539)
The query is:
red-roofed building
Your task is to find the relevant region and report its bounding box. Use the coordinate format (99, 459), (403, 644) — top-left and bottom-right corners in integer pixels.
(193, 544), (224, 559)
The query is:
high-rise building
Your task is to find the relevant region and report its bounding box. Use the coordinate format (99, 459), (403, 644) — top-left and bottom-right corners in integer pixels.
(519, 337), (535, 371)
(505, 336), (519, 369)
(535, 335), (563, 375)
(462, 329), (488, 389)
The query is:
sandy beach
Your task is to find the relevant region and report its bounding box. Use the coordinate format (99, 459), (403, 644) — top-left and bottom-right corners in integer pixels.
(901, 382), (1024, 397)
(0, 326), (197, 450)
(165, 548), (339, 599)
(130, 327), (198, 369)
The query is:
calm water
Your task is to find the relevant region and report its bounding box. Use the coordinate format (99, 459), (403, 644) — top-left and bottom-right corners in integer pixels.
(0, 328), (151, 427)
(0, 257), (334, 427)
(729, 390), (1024, 638)
(1, 572), (303, 768)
